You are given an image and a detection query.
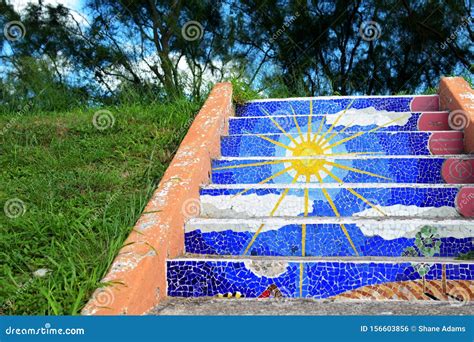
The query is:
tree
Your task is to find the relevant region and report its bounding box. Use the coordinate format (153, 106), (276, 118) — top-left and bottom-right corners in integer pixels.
(1, 0), (472, 104)
(403, 226), (441, 293)
(69, 0), (234, 99)
(231, 0), (473, 95)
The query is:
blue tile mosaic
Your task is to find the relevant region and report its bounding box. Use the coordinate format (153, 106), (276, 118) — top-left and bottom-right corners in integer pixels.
(168, 95), (473, 302)
(185, 224), (473, 258)
(199, 187), (460, 217)
(221, 133), (440, 157)
(211, 158), (448, 184)
(235, 97), (423, 117)
(167, 260), (473, 298)
(229, 113), (426, 135)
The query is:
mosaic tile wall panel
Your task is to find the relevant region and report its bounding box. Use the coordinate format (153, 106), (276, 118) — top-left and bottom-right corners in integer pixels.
(235, 96), (439, 117)
(229, 112), (441, 134)
(167, 95), (473, 303)
(220, 132), (464, 157)
(199, 187), (461, 218)
(167, 260), (473, 299)
(184, 222), (474, 257)
(212, 158), (464, 184)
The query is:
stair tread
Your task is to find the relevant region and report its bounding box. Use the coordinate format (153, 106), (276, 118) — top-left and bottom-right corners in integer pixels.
(240, 94), (438, 102)
(231, 110), (448, 118)
(217, 154), (474, 160)
(211, 156), (474, 186)
(221, 131), (463, 157)
(230, 111), (450, 133)
(152, 297), (474, 316)
(187, 216), (473, 224)
(203, 183), (471, 189)
(172, 254), (473, 263)
(225, 131), (460, 136)
(236, 95), (440, 117)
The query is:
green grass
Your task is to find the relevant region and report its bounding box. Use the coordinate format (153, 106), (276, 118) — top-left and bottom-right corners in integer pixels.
(0, 98), (201, 314)
(230, 78), (262, 104)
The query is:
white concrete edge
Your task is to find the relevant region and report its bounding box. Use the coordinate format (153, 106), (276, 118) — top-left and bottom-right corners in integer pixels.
(244, 94), (439, 103)
(230, 111), (449, 120)
(223, 131), (461, 136)
(216, 155), (474, 161)
(186, 217), (473, 225)
(202, 183), (471, 190)
(169, 255), (473, 264)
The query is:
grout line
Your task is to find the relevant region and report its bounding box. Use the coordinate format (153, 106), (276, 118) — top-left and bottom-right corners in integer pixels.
(168, 255), (473, 264)
(231, 111), (449, 120)
(202, 183), (472, 190)
(187, 217), (474, 225)
(223, 131), (462, 137)
(243, 94), (439, 103)
(215, 155), (474, 161)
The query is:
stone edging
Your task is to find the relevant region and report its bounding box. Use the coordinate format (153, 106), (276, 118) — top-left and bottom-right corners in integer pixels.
(81, 82), (233, 315)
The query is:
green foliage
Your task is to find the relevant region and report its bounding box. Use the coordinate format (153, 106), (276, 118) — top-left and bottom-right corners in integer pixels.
(402, 225), (441, 259)
(3, 0), (472, 102)
(414, 226), (441, 258)
(402, 246), (419, 257)
(402, 226), (441, 279)
(456, 250), (474, 260)
(230, 77), (261, 104)
(0, 57), (87, 113)
(422, 87), (438, 95)
(416, 264), (431, 278)
(0, 98), (201, 314)
(230, 0), (472, 95)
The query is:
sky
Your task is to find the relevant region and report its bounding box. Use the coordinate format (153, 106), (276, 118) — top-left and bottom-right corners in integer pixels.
(9, 0), (84, 13)
(8, 0), (88, 26)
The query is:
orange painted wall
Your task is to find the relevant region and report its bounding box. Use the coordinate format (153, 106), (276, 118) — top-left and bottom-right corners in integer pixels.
(438, 77), (474, 153)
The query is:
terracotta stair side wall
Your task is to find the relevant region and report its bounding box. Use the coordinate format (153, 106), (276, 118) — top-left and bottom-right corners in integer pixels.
(82, 83), (233, 315)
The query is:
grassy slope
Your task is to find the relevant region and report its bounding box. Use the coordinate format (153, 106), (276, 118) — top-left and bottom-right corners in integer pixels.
(0, 99), (201, 314)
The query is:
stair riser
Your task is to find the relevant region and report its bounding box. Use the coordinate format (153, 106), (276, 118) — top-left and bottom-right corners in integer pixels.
(221, 132), (463, 157)
(167, 260), (473, 299)
(229, 112), (449, 134)
(185, 223), (473, 257)
(236, 96), (439, 117)
(212, 158), (474, 184)
(200, 187), (465, 218)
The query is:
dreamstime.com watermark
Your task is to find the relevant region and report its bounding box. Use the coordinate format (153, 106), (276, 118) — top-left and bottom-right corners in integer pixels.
(92, 109), (115, 130)
(1, 87), (47, 137)
(2, 278), (34, 312)
(4, 323), (85, 336)
(3, 198), (26, 218)
(359, 20), (382, 41)
(3, 20), (26, 41)
(83, 191), (121, 227)
(181, 20), (204, 41)
(269, 12), (300, 43)
(440, 16), (472, 50)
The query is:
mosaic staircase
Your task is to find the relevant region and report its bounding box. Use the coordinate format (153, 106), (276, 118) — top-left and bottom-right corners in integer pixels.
(167, 95), (474, 301)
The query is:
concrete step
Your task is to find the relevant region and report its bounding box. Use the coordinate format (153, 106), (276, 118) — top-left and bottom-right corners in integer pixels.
(211, 156), (474, 185)
(199, 184), (473, 218)
(152, 297), (474, 315)
(229, 112), (450, 135)
(236, 95), (439, 117)
(220, 131), (463, 157)
(185, 217), (473, 258)
(166, 255), (473, 300)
